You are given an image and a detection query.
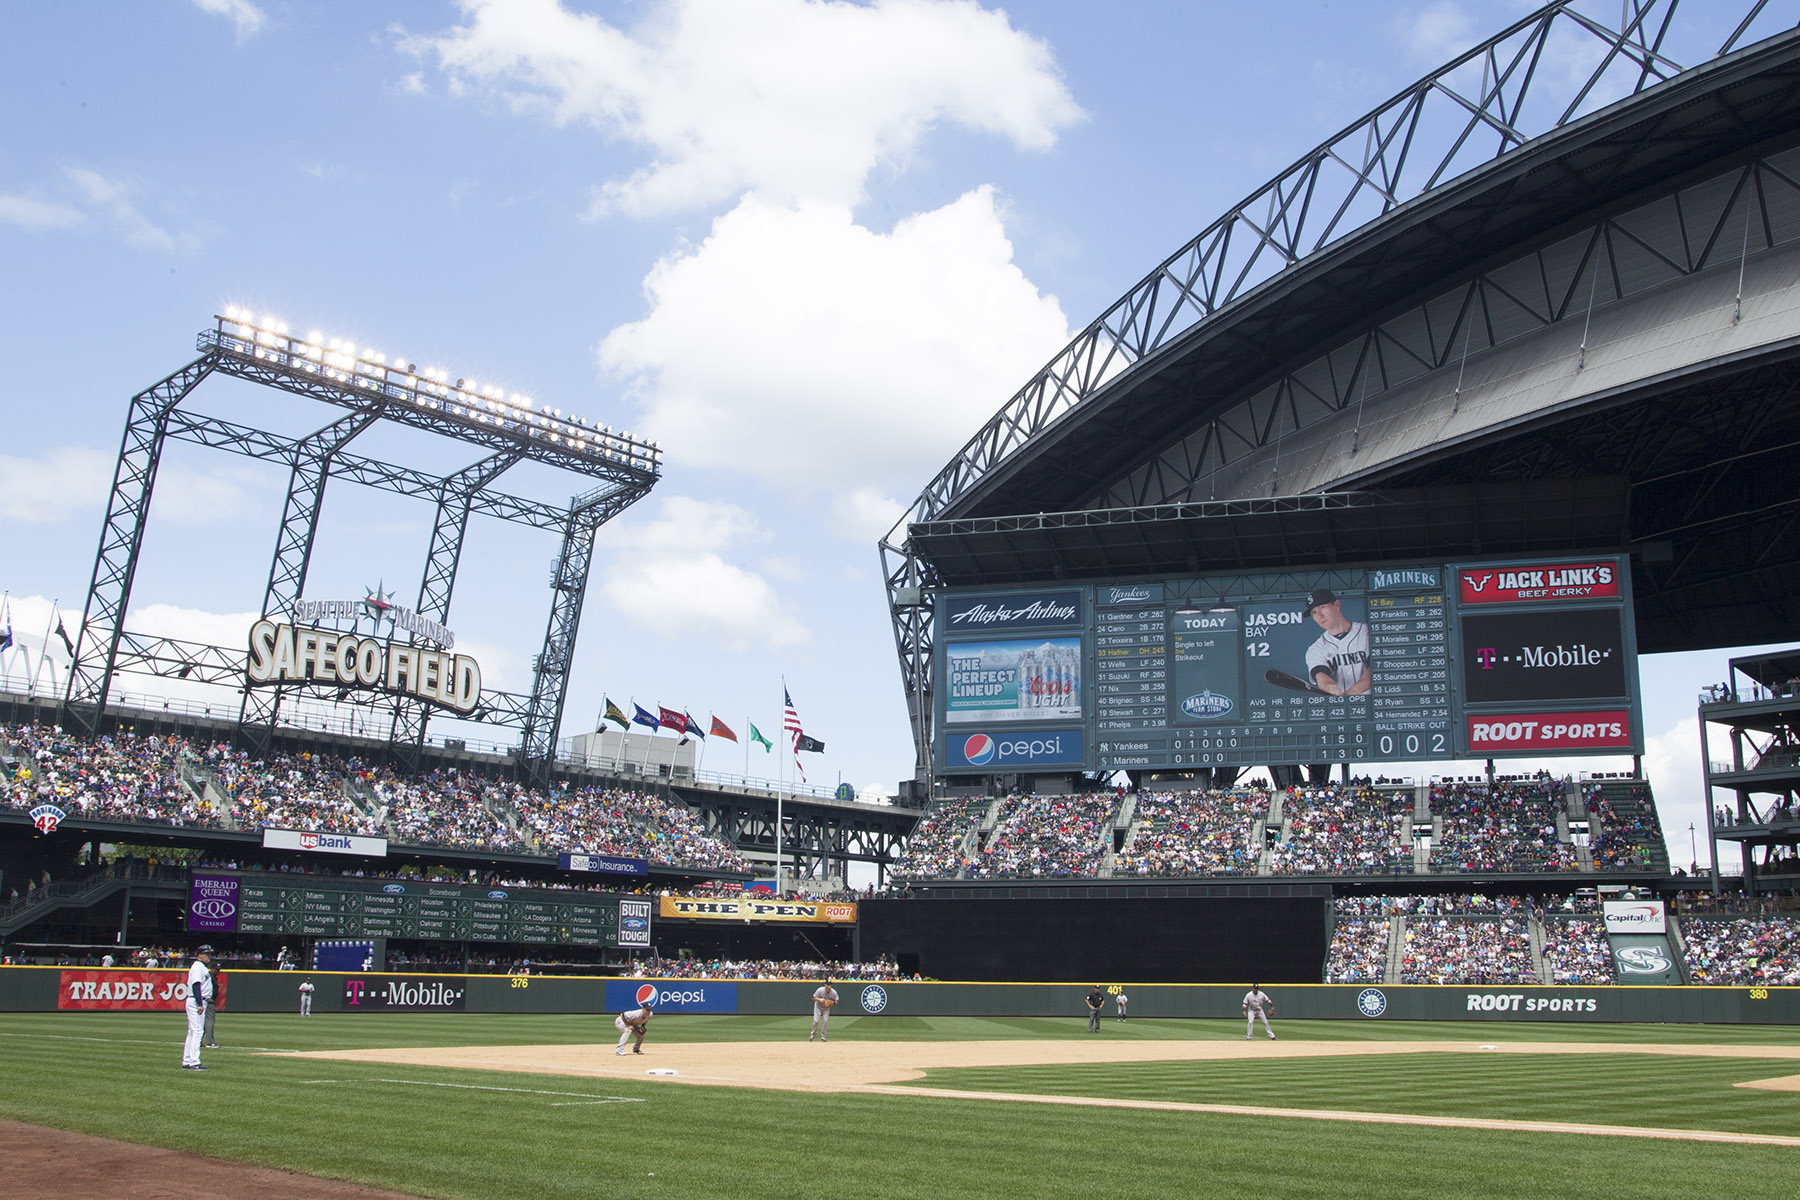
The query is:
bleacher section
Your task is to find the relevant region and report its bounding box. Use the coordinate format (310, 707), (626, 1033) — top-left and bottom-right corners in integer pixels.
(1114, 789), (1265, 876)
(1681, 916), (1800, 984)
(1584, 778), (1670, 872)
(1270, 784), (1409, 875)
(962, 793), (1121, 879)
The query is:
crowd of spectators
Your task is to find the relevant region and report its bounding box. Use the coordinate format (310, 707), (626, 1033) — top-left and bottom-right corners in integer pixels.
(1681, 916), (1800, 984)
(1269, 785), (1409, 875)
(1540, 916), (1613, 983)
(1398, 915), (1536, 984)
(1429, 777), (1576, 872)
(963, 793), (1120, 879)
(509, 784), (747, 870)
(2, 724), (222, 828)
(1325, 913), (1390, 983)
(1114, 789), (1266, 876)
(891, 796), (990, 880)
(1585, 785), (1663, 871)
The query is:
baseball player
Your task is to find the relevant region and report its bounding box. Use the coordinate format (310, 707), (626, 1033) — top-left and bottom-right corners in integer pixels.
(809, 979), (839, 1042)
(298, 978), (314, 1016)
(182, 946), (214, 1070)
(1085, 984), (1105, 1033)
(1116, 989), (1129, 1022)
(614, 1000), (653, 1055)
(1243, 984), (1275, 1040)
(1301, 589), (1370, 695)
(202, 957), (221, 1047)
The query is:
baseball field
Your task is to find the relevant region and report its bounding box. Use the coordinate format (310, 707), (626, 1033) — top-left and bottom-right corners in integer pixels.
(4, 1010), (1799, 1198)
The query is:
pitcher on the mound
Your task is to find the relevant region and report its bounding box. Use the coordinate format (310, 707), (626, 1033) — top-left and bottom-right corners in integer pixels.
(809, 980), (839, 1042)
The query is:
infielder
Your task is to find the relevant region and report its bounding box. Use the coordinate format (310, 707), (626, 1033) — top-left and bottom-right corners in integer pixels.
(1301, 589), (1370, 695)
(202, 958), (221, 1047)
(182, 946), (214, 1070)
(809, 980), (839, 1042)
(614, 1000), (653, 1055)
(1086, 985), (1105, 1033)
(1116, 990), (1129, 1021)
(1243, 984), (1275, 1040)
(298, 978), (314, 1016)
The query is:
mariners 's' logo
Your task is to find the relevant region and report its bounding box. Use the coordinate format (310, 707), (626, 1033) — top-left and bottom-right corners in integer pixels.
(29, 803), (66, 834)
(861, 984), (889, 1014)
(1355, 987), (1388, 1018)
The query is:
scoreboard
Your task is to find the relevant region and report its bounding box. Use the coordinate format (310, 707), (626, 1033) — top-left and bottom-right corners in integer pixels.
(194, 873), (643, 947)
(934, 556), (1640, 774)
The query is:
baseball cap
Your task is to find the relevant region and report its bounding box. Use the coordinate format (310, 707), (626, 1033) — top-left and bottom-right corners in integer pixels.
(195, 945), (214, 955)
(1301, 588), (1339, 615)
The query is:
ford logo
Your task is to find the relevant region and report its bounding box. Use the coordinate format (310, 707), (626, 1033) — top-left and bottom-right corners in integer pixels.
(487, 890), (508, 899)
(382, 884), (405, 894)
(622, 917), (647, 930)
(1181, 690), (1233, 718)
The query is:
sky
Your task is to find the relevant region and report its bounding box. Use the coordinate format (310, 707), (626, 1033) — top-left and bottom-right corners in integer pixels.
(0, 0), (1786, 876)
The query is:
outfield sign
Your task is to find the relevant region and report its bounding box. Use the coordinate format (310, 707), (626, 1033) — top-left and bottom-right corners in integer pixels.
(58, 970), (227, 1011)
(263, 827), (389, 858)
(559, 852), (649, 877)
(657, 896), (857, 924)
(341, 975), (468, 1011)
(605, 979), (738, 1013)
(246, 619), (482, 714)
(188, 874), (240, 933)
(1601, 899), (1666, 934)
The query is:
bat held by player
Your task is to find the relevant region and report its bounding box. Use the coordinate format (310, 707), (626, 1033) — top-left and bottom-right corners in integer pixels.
(1266, 667), (1328, 695)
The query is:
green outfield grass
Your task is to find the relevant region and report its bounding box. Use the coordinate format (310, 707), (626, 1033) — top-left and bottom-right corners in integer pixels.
(3, 1013), (1797, 1200)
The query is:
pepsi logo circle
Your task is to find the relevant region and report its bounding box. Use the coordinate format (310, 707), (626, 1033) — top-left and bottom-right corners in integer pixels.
(636, 984), (657, 1006)
(962, 735), (996, 766)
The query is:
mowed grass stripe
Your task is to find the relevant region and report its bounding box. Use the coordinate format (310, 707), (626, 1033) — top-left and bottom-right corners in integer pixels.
(906, 1052), (1800, 1136)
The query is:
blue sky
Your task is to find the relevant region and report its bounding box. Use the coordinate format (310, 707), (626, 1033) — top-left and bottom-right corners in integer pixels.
(0, 1), (1781, 872)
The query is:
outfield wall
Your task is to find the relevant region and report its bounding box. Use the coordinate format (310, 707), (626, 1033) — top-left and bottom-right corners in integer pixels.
(2, 966), (1795, 1024)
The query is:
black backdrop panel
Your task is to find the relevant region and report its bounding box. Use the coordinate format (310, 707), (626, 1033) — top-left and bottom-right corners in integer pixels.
(859, 896), (1328, 983)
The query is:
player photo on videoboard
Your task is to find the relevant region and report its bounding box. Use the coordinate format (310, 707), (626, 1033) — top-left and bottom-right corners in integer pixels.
(1243, 589), (1374, 706)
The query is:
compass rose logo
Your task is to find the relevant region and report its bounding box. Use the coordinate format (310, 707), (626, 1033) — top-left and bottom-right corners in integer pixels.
(361, 583), (396, 629)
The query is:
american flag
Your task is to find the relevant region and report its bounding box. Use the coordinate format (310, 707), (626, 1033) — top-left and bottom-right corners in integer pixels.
(783, 685), (806, 781)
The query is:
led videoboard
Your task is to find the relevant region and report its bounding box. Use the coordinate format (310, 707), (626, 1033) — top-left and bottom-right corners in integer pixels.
(933, 557), (1640, 774)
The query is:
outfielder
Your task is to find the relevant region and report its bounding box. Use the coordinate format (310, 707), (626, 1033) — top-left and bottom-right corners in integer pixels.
(1301, 589), (1370, 695)
(298, 978), (314, 1016)
(614, 1000), (653, 1055)
(1243, 984), (1275, 1040)
(182, 946), (214, 1070)
(1116, 990), (1129, 1021)
(809, 980), (839, 1042)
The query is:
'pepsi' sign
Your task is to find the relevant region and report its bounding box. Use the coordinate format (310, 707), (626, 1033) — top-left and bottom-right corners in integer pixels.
(605, 979), (738, 1014)
(944, 730), (1083, 771)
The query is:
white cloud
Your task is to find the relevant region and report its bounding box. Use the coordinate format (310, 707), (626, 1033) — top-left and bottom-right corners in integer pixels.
(834, 486), (906, 543)
(152, 460), (274, 525)
(594, 495), (809, 650)
(0, 192), (84, 232)
(64, 167), (199, 255)
(405, 0), (1082, 214)
(190, 0), (267, 40)
(0, 447), (113, 524)
(601, 188), (1069, 493)
(1398, 2), (1475, 64)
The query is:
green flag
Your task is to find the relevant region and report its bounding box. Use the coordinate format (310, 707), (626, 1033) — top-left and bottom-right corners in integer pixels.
(749, 722), (774, 752)
(602, 697), (630, 730)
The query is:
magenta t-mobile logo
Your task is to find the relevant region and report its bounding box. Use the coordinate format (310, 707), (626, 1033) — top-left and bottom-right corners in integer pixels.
(1476, 647), (1497, 668)
(344, 980), (366, 1005)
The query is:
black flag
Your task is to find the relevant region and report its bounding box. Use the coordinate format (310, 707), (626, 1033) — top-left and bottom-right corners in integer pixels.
(797, 733), (825, 754)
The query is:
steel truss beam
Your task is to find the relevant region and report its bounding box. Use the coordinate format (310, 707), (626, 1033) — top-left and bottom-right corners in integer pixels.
(65, 357), (216, 737)
(692, 795), (916, 881)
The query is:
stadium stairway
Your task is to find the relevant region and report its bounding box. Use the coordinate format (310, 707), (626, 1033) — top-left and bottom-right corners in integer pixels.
(1595, 779), (1672, 872)
(1384, 914), (1405, 984)
(1528, 914), (1552, 984)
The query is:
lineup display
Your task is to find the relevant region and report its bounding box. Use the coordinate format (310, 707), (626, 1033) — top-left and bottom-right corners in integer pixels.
(934, 558), (1639, 773)
(189, 873), (640, 947)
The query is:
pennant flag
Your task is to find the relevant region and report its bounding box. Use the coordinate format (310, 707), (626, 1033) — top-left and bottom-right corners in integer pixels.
(749, 722), (773, 752)
(55, 615), (75, 656)
(709, 716), (738, 742)
(603, 697), (630, 730)
(658, 706), (688, 734)
(632, 703), (660, 731)
(684, 711), (704, 739)
(797, 733), (825, 754)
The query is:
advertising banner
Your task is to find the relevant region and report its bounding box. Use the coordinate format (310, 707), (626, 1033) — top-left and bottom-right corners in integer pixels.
(657, 896), (857, 924)
(340, 975), (467, 1012)
(942, 590), (1081, 633)
(1464, 711), (1633, 753)
(58, 970), (226, 1011)
(605, 979), (738, 1014)
(942, 729), (1083, 771)
(559, 852), (649, 877)
(1458, 562), (1621, 605)
(263, 827), (389, 857)
(1459, 609), (1629, 703)
(187, 874), (240, 933)
(943, 637), (1082, 724)
(1602, 899), (1667, 934)
(617, 898), (652, 946)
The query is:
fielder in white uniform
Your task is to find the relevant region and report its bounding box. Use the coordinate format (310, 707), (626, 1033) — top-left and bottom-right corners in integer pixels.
(1301, 589), (1371, 695)
(809, 981), (839, 1042)
(182, 946), (214, 1069)
(1116, 990), (1129, 1021)
(614, 1003), (653, 1054)
(298, 979), (314, 1016)
(1243, 985), (1275, 1040)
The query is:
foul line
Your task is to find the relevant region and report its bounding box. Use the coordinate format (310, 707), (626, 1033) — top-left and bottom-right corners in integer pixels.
(300, 1078), (642, 1105)
(856, 1084), (1800, 1146)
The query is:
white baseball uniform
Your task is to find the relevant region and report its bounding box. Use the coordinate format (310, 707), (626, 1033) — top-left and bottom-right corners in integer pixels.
(1243, 988), (1275, 1039)
(1116, 991), (1128, 1021)
(809, 985), (839, 1041)
(183, 958), (213, 1067)
(614, 1006), (652, 1053)
(1306, 622), (1369, 693)
(298, 980), (314, 1016)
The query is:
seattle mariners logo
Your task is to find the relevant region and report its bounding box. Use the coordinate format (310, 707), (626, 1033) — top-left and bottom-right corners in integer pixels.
(962, 735), (996, 766)
(1355, 987), (1388, 1018)
(860, 984), (889, 1013)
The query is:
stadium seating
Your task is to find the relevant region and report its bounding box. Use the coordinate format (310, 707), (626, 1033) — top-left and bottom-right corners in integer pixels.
(1681, 916), (1800, 984)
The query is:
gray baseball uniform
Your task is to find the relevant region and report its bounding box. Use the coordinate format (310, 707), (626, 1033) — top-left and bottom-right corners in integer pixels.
(810, 984), (839, 1041)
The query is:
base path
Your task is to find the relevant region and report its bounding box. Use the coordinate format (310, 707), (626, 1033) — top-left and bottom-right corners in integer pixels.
(289, 1037), (1800, 1146)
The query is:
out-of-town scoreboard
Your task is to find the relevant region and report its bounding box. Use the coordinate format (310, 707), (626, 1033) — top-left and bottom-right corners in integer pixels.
(933, 556), (1640, 774)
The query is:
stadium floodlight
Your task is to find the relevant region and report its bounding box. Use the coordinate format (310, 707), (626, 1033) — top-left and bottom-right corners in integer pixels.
(206, 310), (661, 476)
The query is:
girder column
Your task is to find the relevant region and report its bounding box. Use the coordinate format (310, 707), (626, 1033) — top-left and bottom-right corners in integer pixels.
(238, 408), (382, 754)
(64, 356), (217, 737)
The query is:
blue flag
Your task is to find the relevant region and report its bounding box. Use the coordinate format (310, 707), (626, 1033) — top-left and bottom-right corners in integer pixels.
(631, 703), (660, 731)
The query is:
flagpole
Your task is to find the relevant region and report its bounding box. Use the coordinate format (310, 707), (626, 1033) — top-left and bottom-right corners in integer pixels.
(744, 715), (750, 783)
(31, 599), (58, 700)
(776, 700), (785, 898)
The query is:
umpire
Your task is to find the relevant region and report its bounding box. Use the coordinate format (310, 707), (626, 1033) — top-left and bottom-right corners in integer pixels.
(1085, 984), (1105, 1033)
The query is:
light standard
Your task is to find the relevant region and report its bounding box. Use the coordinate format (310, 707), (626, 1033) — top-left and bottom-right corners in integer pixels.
(1689, 821), (1698, 874)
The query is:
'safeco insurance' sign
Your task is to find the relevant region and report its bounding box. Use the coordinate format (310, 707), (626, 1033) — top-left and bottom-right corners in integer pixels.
(263, 827), (389, 858)
(246, 619), (482, 714)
